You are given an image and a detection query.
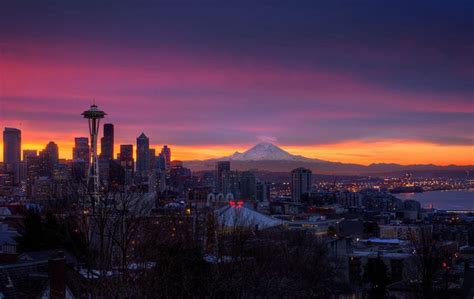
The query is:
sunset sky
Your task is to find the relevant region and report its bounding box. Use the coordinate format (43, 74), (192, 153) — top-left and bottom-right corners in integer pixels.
(1, 1), (473, 165)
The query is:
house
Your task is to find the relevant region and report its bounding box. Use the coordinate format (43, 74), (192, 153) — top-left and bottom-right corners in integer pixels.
(0, 251), (76, 298)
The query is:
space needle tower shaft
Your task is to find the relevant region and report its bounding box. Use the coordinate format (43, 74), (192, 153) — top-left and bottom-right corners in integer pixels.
(82, 104), (106, 201)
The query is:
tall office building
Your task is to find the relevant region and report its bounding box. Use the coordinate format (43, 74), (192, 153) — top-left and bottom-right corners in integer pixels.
(161, 145), (171, 169)
(240, 171), (256, 200)
(3, 128), (21, 184)
(72, 137), (89, 180)
(136, 133), (150, 179)
(21, 150), (38, 182)
(119, 145), (134, 164)
(100, 123), (114, 160)
(119, 144), (134, 185)
(226, 170), (240, 198)
(149, 169), (166, 193)
(149, 148), (156, 170)
(216, 161), (230, 193)
(156, 153), (166, 171)
(25, 155), (40, 197)
(38, 142), (59, 177)
(73, 137), (90, 162)
(256, 181), (271, 202)
(98, 124), (114, 186)
(291, 167), (312, 202)
(108, 159), (125, 191)
(23, 150), (37, 160)
(98, 157), (110, 185)
(44, 141), (59, 166)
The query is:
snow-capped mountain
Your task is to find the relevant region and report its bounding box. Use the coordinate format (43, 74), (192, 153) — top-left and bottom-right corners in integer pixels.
(225, 142), (315, 161)
(183, 142), (473, 174)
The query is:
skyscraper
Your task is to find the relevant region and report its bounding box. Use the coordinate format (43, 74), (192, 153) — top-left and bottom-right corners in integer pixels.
(73, 137), (90, 164)
(44, 141), (59, 166)
(291, 167), (312, 202)
(120, 144), (134, 185)
(148, 169), (166, 194)
(216, 161), (230, 193)
(38, 148), (53, 177)
(21, 150), (37, 183)
(149, 148), (156, 170)
(108, 159), (125, 191)
(161, 145), (171, 169)
(156, 153), (166, 171)
(72, 137), (89, 180)
(240, 171), (256, 200)
(136, 133), (150, 179)
(256, 181), (271, 202)
(99, 124), (114, 186)
(226, 170), (240, 198)
(25, 154), (40, 197)
(23, 150), (37, 160)
(120, 145), (134, 164)
(100, 123), (114, 160)
(3, 128), (21, 184)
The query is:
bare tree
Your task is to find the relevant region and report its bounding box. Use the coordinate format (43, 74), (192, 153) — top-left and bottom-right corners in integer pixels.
(409, 225), (457, 299)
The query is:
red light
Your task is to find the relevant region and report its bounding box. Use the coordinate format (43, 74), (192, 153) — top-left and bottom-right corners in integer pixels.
(230, 201), (244, 208)
(442, 262), (447, 268)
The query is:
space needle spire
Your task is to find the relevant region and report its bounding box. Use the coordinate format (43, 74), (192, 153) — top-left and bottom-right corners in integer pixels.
(82, 103), (106, 201)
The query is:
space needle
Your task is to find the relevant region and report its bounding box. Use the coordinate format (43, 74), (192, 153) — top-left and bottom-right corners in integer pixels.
(82, 103), (106, 200)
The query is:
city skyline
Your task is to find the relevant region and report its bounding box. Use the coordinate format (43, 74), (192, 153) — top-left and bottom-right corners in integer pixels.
(1, 1), (473, 165)
(0, 121), (473, 166)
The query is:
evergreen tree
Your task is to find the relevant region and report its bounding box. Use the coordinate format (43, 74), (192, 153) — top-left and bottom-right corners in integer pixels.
(363, 256), (389, 298)
(16, 210), (43, 251)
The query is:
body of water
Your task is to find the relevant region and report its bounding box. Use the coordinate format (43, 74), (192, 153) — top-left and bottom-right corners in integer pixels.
(394, 189), (474, 210)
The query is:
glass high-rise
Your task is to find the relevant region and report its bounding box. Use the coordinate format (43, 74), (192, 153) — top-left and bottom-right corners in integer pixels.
(44, 141), (59, 166)
(216, 161), (230, 193)
(240, 171), (256, 200)
(291, 167), (312, 202)
(73, 137), (90, 163)
(161, 145), (171, 169)
(100, 123), (114, 160)
(3, 128), (21, 184)
(120, 144), (134, 185)
(136, 133), (150, 179)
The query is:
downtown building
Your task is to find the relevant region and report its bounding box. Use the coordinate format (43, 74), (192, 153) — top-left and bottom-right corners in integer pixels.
(216, 161), (230, 193)
(215, 161), (240, 198)
(99, 123), (115, 186)
(72, 137), (89, 181)
(119, 144), (134, 186)
(3, 128), (21, 184)
(136, 133), (150, 181)
(100, 123), (114, 160)
(38, 142), (59, 178)
(256, 181), (271, 202)
(44, 142), (59, 166)
(239, 171), (256, 200)
(23, 150), (39, 197)
(291, 167), (312, 202)
(161, 145), (171, 169)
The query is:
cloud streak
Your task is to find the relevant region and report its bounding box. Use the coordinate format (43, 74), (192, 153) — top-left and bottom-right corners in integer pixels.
(0, 1), (472, 164)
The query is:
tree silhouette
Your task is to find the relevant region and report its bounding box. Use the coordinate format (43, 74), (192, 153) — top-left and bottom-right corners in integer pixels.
(363, 255), (389, 298)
